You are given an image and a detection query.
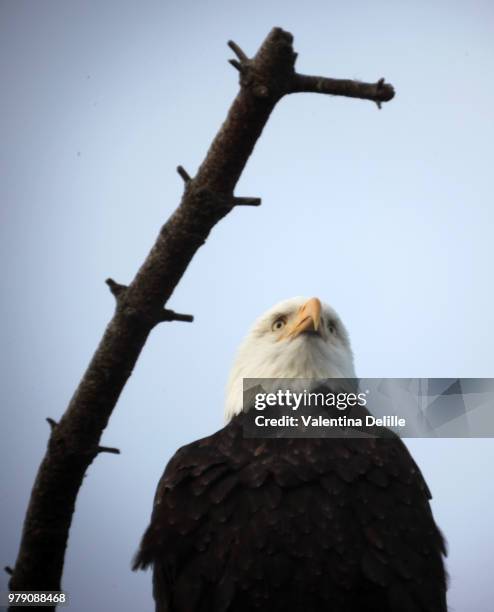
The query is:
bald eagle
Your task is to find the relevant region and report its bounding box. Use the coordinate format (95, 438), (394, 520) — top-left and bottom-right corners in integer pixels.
(134, 297), (447, 612)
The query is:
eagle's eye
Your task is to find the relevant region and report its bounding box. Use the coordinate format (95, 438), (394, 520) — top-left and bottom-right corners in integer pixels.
(272, 317), (286, 332)
(328, 321), (336, 334)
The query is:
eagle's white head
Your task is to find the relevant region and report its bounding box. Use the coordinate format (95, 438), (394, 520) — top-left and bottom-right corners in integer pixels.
(225, 296), (356, 421)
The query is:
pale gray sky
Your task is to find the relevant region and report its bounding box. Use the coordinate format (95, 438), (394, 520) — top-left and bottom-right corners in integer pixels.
(1, 1), (494, 610)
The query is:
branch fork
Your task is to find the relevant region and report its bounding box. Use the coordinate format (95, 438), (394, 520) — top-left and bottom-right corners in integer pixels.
(228, 29), (394, 106)
(228, 33), (294, 99)
(106, 276), (192, 327)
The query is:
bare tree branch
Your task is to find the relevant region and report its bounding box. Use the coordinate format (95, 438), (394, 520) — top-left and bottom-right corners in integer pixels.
(290, 74), (395, 105)
(8, 26), (395, 607)
(158, 310), (194, 323)
(176, 165), (192, 183)
(228, 58), (243, 72)
(45, 418), (57, 431)
(232, 196), (262, 207)
(95, 446), (121, 455)
(105, 278), (127, 299)
(227, 39), (249, 63)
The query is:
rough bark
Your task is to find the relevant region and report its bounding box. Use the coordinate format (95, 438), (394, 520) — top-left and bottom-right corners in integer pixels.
(7, 27), (394, 608)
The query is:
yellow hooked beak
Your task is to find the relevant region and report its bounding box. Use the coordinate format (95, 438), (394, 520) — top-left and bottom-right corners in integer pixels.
(281, 297), (322, 340)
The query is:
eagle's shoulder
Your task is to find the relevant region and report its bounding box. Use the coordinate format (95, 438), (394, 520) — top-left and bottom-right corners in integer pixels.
(132, 420), (241, 571)
(155, 419), (244, 489)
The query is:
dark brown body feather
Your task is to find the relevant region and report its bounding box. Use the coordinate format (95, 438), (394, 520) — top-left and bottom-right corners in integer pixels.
(134, 415), (447, 612)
